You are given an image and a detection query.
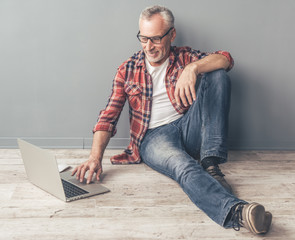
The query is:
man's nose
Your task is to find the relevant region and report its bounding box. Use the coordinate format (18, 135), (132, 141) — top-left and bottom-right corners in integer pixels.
(146, 39), (154, 50)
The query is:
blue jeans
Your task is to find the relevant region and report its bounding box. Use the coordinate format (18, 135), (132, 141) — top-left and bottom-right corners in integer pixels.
(139, 69), (247, 228)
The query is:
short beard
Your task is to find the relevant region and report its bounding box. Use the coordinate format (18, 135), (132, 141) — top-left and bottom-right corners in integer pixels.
(145, 51), (165, 65)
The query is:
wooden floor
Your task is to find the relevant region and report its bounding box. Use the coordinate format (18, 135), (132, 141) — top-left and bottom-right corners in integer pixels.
(1, 149), (295, 240)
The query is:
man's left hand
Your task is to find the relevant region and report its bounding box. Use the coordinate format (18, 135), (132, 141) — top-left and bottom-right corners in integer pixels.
(174, 62), (198, 107)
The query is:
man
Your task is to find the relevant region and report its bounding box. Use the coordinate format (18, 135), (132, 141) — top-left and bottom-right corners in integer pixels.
(72, 5), (272, 235)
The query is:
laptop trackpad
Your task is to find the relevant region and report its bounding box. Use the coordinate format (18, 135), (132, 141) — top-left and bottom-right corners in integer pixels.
(60, 171), (94, 186)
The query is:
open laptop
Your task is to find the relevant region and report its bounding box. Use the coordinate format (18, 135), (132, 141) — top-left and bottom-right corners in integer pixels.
(17, 138), (110, 202)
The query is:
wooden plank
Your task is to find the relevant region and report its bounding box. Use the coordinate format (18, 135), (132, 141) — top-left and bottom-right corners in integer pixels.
(0, 149), (295, 239)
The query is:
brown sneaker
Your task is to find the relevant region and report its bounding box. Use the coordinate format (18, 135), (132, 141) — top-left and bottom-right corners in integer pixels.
(232, 203), (272, 234)
(205, 165), (233, 194)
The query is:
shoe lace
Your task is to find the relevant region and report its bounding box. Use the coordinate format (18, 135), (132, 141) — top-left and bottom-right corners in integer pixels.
(207, 165), (225, 177)
(230, 204), (244, 231)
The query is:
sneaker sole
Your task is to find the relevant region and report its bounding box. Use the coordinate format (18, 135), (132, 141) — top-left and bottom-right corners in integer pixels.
(245, 203), (271, 234)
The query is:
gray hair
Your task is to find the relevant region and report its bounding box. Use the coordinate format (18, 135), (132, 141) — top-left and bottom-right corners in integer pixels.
(139, 5), (175, 28)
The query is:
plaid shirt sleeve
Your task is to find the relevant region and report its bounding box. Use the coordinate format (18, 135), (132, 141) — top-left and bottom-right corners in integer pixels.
(93, 67), (127, 135)
(214, 50), (234, 71)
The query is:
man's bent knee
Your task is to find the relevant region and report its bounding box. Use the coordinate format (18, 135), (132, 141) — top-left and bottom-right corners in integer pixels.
(204, 69), (231, 90)
(205, 69), (229, 80)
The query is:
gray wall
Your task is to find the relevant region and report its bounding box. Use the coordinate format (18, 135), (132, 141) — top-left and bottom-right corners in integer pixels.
(1, 0), (294, 149)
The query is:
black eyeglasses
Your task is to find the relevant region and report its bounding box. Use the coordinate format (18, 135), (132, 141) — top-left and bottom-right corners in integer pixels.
(137, 27), (174, 44)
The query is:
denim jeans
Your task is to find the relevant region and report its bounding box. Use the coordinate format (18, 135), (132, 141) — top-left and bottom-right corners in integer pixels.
(139, 69), (247, 228)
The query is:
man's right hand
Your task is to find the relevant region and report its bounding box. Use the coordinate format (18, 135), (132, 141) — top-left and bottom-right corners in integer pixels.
(71, 155), (103, 184)
(71, 131), (111, 184)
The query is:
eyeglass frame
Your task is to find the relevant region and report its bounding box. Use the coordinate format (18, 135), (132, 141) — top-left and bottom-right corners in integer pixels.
(137, 27), (174, 44)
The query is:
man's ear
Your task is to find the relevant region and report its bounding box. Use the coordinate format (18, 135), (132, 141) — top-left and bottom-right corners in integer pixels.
(171, 28), (176, 42)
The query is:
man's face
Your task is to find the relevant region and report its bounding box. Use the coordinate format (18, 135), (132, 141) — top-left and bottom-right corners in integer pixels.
(139, 14), (176, 67)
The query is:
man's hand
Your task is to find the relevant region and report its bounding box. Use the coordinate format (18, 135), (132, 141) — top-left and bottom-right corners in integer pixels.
(174, 63), (198, 107)
(174, 54), (231, 107)
(71, 130), (111, 184)
(72, 155), (103, 184)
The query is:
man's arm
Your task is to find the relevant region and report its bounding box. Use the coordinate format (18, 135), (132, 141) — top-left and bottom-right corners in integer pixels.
(72, 130), (112, 184)
(72, 64), (127, 183)
(175, 53), (230, 107)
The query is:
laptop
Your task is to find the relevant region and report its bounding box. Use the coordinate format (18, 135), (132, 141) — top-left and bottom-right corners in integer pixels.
(17, 138), (110, 202)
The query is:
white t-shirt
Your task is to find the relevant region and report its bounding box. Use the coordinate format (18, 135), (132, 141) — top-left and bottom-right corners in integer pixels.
(145, 58), (183, 129)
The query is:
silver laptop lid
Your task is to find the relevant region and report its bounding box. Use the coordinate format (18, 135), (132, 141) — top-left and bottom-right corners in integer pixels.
(18, 139), (66, 201)
(18, 139), (110, 202)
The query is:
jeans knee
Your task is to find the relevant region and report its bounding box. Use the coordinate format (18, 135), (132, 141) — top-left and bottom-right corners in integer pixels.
(204, 69), (231, 92)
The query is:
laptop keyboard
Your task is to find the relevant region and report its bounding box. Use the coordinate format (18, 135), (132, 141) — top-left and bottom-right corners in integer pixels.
(61, 179), (89, 198)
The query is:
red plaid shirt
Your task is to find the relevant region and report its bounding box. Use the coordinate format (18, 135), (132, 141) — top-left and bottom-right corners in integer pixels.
(93, 46), (234, 164)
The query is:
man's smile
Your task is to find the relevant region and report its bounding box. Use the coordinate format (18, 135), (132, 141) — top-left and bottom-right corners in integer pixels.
(146, 50), (158, 56)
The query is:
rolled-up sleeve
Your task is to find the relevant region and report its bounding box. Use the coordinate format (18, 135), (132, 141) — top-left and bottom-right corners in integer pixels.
(214, 50), (234, 71)
(93, 68), (126, 136)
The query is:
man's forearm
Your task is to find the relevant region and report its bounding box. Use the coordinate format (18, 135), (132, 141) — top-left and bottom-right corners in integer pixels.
(175, 53), (231, 106)
(90, 131), (112, 162)
(188, 53), (230, 75)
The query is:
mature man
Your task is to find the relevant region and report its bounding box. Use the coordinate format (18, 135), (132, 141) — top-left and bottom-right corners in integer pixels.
(73, 5), (272, 235)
